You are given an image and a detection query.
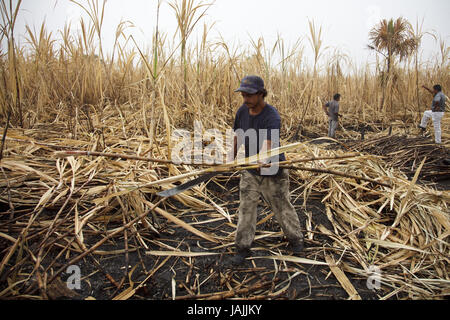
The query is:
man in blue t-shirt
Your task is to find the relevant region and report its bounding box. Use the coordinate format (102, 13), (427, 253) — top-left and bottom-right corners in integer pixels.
(229, 75), (304, 265)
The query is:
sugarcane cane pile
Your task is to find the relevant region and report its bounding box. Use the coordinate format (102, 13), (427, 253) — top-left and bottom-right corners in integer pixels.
(0, 126), (448, 300)
(346, 133), (450, 182)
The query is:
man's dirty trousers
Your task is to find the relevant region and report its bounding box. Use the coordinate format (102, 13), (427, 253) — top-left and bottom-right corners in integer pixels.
(235, 169), (303, 249)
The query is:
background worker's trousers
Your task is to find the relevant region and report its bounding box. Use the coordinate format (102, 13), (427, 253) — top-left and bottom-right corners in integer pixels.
(328, 119), (338, 138)
(420, 110), (444, 144)
(235, 169), (303, 249)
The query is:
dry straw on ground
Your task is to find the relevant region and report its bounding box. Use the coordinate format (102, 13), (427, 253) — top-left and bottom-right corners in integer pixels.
(0, 0), (449, 300)
(0, 124), (448, 300)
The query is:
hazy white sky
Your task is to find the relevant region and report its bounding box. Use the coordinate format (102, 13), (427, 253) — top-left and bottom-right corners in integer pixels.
(11, 0), (450, 68)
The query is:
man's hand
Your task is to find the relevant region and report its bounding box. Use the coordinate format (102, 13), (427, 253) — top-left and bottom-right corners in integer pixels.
(258, 140), (272, 174)
(257, 158), (271, 175)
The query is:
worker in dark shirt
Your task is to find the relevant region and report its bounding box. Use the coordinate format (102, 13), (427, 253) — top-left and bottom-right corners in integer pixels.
(229, 75), (304, 265)
(322, 94), (341, 138)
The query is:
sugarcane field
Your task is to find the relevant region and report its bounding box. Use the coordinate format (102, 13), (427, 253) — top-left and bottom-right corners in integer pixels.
(0, 0), (449, 303)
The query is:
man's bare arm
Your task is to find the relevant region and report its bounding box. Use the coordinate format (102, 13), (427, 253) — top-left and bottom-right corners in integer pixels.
(422, 85), (433, 95)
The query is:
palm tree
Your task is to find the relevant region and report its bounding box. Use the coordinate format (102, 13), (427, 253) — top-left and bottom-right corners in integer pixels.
(368, 18), (418, 115)
(368, 18), (417, 75)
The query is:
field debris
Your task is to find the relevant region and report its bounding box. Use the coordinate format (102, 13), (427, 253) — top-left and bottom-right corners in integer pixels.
(347, 133), (450, 182)
(0, 127), (448, 300)
(0, 0), (449, 301)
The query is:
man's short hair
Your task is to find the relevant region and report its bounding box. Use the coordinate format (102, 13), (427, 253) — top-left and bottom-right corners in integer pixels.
(433, 85), (442, 92)
(259, 89), (268, 98)
(334, 93), (341, 100)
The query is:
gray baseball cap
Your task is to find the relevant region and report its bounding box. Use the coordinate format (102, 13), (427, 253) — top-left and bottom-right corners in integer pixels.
(235, 75), (265, 94)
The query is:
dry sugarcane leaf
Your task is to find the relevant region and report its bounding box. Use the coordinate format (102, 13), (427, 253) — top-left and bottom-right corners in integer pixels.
(151, 204), (219, 243)
(365, 239), (428, 254)
(1, 160), (59, 184)
(146, 250), (220, 257)
(208, 198), (232, 223)
(385, 158), (426, 236)
(112, 285), (135, 301)
(324, 254), (362, 300)
(253, 255), (328, 266)
(113, 255), (172, 301)
(428, 208), (450, 232)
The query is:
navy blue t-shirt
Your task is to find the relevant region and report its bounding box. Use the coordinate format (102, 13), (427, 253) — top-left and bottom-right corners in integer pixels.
(233, 103), (286, 176)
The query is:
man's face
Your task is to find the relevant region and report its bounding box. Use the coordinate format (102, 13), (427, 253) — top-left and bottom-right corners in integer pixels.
(241, 92), (262, 109)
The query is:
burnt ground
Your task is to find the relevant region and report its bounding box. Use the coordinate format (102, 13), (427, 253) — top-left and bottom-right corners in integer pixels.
(0, 174), (384, 301)
(1, 131), (448, 301)
(2, 174), (382, 301)
(58, 134), (448, 301)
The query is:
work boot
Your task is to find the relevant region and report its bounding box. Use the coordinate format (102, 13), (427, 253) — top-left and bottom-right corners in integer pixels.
(231, 247), (251, 265)
(288, 238), (305, 255)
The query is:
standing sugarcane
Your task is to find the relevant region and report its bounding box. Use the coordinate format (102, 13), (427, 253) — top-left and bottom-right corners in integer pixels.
(169, 0), (214, 125)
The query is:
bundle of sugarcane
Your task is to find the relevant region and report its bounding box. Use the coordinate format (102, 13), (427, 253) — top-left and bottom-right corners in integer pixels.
(294, 145), (449, 299)
(346, 133), (450, 182)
